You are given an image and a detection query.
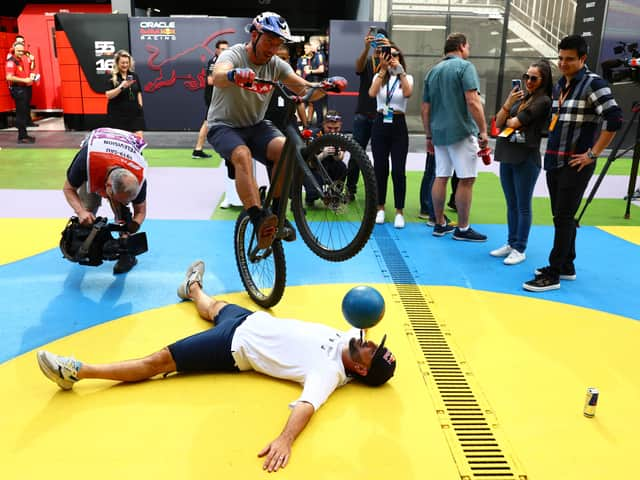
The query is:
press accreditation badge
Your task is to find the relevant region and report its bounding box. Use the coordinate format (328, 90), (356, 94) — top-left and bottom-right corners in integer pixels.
(383, 105), (394, 124)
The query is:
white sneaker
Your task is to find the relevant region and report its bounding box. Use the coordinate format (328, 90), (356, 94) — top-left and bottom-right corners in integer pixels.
(177, 260), (205, 300)
(504, 249), (526, 265)
(490, 244), (512, 257)
(37, 351), (81, 390)
(219, 200), (231, 209)
(375, 210), (385, 224)
(394, 213), (405, 229)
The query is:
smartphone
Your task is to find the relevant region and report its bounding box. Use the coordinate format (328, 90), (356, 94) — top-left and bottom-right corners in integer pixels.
(368, 26), (377, 36)
(127, 74), (134, 82)
(512, 78), (521, 90)
(380, 45), (391, 56)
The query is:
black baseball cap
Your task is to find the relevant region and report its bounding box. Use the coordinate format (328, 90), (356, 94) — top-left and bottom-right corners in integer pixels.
(361, 334), (396, 386)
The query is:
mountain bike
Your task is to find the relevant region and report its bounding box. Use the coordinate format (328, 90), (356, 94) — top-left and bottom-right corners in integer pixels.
(234, 77), (377, 307)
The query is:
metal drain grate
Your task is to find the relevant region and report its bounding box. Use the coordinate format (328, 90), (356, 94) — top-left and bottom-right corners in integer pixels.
(373, 227), (527, 480)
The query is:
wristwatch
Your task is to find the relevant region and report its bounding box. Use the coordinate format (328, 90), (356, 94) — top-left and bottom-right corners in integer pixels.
(587, 149), (598, 161)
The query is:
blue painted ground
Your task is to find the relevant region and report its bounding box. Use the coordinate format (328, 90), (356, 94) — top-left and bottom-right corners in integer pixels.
(1, 220), (637, 364)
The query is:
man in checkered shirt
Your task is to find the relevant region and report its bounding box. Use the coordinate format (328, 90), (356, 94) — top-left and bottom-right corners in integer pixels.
(523, 34), (623, 292)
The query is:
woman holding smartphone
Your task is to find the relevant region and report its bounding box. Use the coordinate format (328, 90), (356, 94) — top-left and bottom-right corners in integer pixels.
(105, 50), (146, 137)
(368, 42), (413, 228)
(491, 60), (552, 265)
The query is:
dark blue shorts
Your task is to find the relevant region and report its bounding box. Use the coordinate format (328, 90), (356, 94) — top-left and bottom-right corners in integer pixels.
(167, 304), (254, 372)
(207, 120), (283, 179)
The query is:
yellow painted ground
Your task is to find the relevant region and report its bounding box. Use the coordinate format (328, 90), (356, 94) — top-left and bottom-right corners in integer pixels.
(0, 286), (460, 480)
(430, 286), (640, 480)
(599, 225), (640, 245)
(0, 218), (67, 265)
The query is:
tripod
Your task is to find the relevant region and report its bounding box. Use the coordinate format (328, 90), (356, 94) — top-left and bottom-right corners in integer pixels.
(577, 100), (640, 225)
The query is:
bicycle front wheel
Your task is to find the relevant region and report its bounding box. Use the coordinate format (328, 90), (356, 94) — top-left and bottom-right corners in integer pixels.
(234, 212), (286, 308)
(290, 133), (377, 262)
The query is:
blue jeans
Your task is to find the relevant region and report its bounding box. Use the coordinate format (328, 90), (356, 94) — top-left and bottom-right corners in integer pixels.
(499, 160), (540, 252)
(419, 153), (436, 217)
(348, 113), (375, 193)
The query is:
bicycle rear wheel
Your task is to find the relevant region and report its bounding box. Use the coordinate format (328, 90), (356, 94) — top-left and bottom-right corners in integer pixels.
(290, 133), (377, 262)
(234, 212), (286, 308)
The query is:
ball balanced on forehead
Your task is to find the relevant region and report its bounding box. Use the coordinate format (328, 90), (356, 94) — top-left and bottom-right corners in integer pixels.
(341, 286), (385, 329)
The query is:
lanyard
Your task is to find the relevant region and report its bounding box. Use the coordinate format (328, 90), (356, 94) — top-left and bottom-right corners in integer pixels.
(386, 76), (400, 105)
(557, 82), (573, 109)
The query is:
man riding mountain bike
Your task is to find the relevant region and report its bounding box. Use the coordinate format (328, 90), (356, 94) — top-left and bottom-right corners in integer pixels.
(207, 12), (329, 249)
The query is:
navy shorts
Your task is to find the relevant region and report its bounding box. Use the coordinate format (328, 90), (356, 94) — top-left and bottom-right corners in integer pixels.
(167, 304), (254, 372)
(207, 120), (283, 179)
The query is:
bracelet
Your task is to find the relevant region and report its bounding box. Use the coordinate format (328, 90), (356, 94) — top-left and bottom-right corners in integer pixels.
(377, 72), (386, 79)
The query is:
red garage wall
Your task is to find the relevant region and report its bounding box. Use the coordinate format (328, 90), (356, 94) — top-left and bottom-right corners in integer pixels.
(15, 3), (111, 111)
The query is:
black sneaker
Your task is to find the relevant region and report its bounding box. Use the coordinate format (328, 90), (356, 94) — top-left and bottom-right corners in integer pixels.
(17, 135), (36, 144)
(523, 274), (560, 292)
(113, 254), (137, 274)
(192, 149), (212, 159)
(453, 227), (487, 242)
(279, 219), (297, 242)
(432, 223), (455, 237)
(534, 266), (576, 281)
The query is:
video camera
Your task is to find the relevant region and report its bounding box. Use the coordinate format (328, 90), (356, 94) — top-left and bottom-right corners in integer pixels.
(601, 41), (640, 84)
(60, 216), (148, 267)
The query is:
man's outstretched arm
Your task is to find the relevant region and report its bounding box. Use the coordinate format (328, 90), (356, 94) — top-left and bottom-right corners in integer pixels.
(258, 401), (314, 473)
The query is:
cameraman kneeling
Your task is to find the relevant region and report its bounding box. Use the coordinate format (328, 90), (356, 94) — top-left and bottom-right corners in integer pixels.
(63, 128), (148, 274)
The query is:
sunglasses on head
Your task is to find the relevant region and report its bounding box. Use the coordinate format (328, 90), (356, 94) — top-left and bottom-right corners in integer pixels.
(390, 52), (400, 57)
(325, 115), (342, 122)
(523, 73), (540, 82)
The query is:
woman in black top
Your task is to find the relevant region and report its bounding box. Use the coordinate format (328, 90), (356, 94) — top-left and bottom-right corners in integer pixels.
(105, 50), (146, 136)
(491, 60), (553, 265)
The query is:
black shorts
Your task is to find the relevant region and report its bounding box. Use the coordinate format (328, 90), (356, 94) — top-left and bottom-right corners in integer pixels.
(167, 304), (253, 372)
(207, 120), (283, 179)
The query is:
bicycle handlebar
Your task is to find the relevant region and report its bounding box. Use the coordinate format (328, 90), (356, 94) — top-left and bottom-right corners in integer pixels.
(232, 74), (347, 103)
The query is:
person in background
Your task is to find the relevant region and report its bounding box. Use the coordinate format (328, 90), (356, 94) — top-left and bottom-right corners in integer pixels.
(349, 27), (390, 203)
(265, 44), (308, 132)
(10, 34), (39, 127)
(304, 110), (347, 207)
(422, 32), (489, 242)
(105, 50), (145, 137)
(193, 39), (229, 159)
(307, 39), (327, 125)
(523, 35), (622, 292)
(5, 42), (35, 143)
(369, 42), (413, 229)
(491, 60), (553, 266)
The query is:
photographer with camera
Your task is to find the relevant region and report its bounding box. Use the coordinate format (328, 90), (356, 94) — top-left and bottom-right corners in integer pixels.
(62, 128), (148, 274)
(304, 110), (348, 207)
(522, 35), (623, 292)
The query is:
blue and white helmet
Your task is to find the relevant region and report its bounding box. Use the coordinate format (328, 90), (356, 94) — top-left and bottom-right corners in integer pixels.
(246, 12), (293, 42)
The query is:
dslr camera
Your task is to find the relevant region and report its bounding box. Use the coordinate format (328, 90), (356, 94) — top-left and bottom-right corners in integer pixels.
(601, 41), (640, 84)
(60, 216), (148, 267)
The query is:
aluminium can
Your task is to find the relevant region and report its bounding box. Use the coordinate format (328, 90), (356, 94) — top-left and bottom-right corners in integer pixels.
(583, 387), (599, 418)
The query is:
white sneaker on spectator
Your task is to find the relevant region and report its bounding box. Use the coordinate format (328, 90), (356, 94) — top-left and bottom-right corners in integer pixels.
(503, 249), (526, 265)
(394, 213), (405, 229)
(490, 244), (512, 257)
(375, 210), (385, 224)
